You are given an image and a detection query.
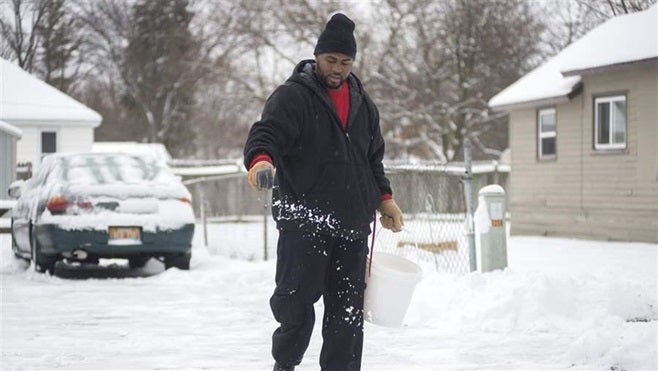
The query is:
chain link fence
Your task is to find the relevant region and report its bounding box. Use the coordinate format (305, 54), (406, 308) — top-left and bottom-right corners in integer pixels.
(372, 164), (471, 274)
(181, 156), (511, 274)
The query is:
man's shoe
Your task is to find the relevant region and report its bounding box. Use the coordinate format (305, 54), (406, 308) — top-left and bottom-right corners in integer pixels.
(273, 362), (295, 371)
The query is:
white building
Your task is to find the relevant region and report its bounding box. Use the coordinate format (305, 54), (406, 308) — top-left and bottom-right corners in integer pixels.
(0, 58), (102, 173)
(0, 120), (22, 200)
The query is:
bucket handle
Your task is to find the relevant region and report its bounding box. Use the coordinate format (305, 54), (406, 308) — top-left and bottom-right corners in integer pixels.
(368, 213), (376, 277)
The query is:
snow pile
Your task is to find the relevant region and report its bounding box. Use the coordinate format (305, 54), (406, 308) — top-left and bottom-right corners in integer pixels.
(408, 269), (655, 369)
(410, 267), (655, 333)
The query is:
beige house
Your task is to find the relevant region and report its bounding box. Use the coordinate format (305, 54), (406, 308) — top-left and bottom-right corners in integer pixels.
(489, 5), (657, 243)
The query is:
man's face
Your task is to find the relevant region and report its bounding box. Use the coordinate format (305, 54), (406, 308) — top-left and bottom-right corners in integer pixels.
(315, 52), (353, 90)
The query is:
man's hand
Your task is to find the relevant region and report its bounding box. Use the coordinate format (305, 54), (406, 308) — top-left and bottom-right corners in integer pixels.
(378, 199), (403, 232)
(248, 161), (274, 190)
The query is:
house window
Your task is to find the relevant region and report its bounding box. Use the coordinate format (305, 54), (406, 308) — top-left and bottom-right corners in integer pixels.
(41, 131), (57, 157)
(538, 108), (556, 159)
(594, 95), (626, 150)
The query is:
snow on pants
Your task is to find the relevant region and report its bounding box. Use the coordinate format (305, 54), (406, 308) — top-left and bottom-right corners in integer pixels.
(270, 230), (368, 371)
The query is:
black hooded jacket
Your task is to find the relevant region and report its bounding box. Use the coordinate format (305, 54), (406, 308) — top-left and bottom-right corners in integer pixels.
(244, 60), (392, 239)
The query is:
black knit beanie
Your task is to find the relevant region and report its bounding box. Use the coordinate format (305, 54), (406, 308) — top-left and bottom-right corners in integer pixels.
(313, 13), (357, 59)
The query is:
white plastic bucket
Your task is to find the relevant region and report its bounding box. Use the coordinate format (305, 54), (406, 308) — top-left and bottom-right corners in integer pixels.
(364, 252), (423, 328)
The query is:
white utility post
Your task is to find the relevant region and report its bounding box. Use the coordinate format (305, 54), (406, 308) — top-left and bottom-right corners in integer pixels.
(475, 184), (508, 272)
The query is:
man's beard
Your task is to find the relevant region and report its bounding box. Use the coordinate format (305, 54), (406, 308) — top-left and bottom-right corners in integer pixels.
(316, 68), (346, 90)
(323, 73), (345, 89)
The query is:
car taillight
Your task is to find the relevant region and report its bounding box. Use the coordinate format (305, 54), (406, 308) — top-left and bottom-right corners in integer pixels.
(47, 196), (69, 214)
(47, 196), (94, 215)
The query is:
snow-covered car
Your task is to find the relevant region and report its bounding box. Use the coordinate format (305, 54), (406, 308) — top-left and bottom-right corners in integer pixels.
(8, 152), (195, 274)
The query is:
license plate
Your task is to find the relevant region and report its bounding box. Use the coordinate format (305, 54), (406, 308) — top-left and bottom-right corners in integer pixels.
(108, 226), (142, 245)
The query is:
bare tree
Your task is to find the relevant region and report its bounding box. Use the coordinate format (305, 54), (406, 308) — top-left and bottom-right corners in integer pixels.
(590, 0), (655, 15)
(0, 0), (48, 71)
(75, 0), (205, 156)
(4, 0), (654, 161)
(542, 0), (655, 57)
(34, 0), (84, 93)
(184, 0), (261, 158)
(191, 0), (545, 162)
(188, 0), (350, 158)
(363, 0), (544, 162)
(231, 0), (346, 103)
(119, 0), (201, 155)
(74, 0), (143, 143)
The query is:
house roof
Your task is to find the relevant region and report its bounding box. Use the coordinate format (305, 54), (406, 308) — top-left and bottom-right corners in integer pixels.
(489, 4), (657, 110)
(0, 120), (22, 138)
(0, 58), (102, 126)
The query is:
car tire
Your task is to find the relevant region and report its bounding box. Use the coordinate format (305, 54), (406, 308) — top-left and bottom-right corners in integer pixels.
(31, 230), (57, 275)
(164, 252), (191, 270)
(11, 220), (29, 262)
(128, 256), (150, 269)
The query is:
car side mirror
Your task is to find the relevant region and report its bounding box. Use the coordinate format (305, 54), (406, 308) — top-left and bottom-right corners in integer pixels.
(8, 180), (25, 199)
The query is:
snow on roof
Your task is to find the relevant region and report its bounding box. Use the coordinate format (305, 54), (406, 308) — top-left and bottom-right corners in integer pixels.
(489, 5), (657, 109)
(488, 57), (582, 109)
(0, 120), (22, 138)
(91, 142), (172, 163)
(0, 58), (102, 125)
(559, 4), (657, 73)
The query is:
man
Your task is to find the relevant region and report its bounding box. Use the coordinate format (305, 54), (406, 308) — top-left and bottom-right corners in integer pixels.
(243, 13), (403, 371)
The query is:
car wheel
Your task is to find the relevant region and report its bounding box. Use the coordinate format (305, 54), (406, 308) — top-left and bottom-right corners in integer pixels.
(11, 221), (29, 262)
(164, 252), (191, 270)
(31, 230), (57, 275)
(12, 246), (29, 262)
(128, 256), (150, 269)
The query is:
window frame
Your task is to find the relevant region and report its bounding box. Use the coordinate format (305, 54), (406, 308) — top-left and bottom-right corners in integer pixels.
(593, 94), (627, 151)
(40, 130), (58, 160)
(537, 107), (557, 160)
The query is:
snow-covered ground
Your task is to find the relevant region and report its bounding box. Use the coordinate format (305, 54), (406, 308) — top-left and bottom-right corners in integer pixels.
(1, 220), (656, 371)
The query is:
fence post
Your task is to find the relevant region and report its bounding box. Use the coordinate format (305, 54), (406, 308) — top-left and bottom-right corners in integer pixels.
(237, 179), (244, 222)
(463, 139), (477, 272)
(200, 186), (208, 247)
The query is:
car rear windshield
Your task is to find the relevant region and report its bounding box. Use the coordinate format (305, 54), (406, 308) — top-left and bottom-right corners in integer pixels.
(49, 154), (175, 185)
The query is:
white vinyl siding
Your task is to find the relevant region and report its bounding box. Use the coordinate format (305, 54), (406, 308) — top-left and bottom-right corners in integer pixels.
(0, 132), (18, 195)
(538, 108), (556, 159)
(594, 95), (626, 150)
(16, 125), (95, 173)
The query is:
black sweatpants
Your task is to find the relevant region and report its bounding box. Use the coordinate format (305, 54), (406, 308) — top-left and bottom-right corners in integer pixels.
(270, 230), (368, 371)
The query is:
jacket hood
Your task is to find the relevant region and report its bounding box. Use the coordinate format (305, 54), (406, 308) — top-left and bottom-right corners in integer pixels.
(288, 59), (364, 98)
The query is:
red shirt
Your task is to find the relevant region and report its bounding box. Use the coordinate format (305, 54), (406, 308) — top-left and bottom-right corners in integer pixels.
(327, 83), (350, 129)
